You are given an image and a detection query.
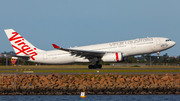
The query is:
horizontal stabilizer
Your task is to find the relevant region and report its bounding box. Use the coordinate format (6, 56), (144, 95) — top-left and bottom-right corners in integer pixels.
(12, 55), (30, 60)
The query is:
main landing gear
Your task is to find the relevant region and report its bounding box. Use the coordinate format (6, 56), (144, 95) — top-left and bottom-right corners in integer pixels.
(88, 64), (102, 69)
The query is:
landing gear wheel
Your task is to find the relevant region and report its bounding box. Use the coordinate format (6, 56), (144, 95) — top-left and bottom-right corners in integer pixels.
(97, 64), (102, 69)
(93, 65), (97, 69)
(88, 65), (93, 69)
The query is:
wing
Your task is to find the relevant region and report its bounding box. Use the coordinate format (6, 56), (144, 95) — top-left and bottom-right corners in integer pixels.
(52, 44), (106, 59)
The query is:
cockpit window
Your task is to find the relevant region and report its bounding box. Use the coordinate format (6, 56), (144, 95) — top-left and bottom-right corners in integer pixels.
(165, 39), (172, 42)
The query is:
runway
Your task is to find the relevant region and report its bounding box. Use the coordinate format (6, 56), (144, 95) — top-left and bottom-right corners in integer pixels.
(1, 67), (180, 75)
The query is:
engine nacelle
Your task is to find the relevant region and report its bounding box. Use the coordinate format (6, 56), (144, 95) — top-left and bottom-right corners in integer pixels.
(101, 52), (122, 62)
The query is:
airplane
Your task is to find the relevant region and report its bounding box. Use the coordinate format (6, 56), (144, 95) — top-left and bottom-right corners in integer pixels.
(4, 29), (176, 69)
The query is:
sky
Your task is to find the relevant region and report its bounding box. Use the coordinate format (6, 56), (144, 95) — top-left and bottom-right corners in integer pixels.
(0, 0), (180, 56)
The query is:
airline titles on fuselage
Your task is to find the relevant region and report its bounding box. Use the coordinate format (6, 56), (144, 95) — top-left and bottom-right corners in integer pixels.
(109, 38), (153, 47)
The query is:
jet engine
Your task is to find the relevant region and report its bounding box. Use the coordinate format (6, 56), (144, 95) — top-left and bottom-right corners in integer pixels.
(101, 52), (122, 62)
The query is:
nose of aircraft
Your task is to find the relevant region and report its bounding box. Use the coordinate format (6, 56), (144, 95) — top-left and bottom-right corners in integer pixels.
(171, 41), (176, 47)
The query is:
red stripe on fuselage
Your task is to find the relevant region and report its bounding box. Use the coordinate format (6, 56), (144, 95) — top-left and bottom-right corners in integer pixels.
(116, 53), (119, 62)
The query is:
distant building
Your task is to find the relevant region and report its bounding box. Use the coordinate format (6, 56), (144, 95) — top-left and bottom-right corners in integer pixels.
(0, 51), (16, 58)
(169, 56), (178, 59)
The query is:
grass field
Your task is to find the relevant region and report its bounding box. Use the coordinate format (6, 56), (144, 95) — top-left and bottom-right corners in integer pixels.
(0, 65), (180, 73)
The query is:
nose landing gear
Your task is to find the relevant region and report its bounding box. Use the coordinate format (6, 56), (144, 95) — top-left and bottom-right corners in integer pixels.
(157, 52), (160, 59)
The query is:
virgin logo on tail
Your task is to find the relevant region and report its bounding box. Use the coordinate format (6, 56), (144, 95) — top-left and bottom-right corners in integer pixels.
(9, 32), (37, 60)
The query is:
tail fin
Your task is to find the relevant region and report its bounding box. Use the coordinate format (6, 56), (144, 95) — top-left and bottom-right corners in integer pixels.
(4, 29), (45, 60)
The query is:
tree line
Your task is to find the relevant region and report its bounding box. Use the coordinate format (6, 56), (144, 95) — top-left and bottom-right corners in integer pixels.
(127, 53), (180, 64)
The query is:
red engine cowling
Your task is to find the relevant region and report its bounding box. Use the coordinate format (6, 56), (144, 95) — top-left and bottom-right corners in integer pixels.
(101, 52), (122, 62)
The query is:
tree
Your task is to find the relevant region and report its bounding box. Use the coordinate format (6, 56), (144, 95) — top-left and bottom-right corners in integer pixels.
(128, 56), (137, 63)
(144, 54), (151, 63)
(161, 53), (169, 63)
(168, 58), (176, 63)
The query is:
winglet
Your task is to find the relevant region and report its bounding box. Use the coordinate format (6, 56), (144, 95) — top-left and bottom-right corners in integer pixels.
(52, 44), (60, 48)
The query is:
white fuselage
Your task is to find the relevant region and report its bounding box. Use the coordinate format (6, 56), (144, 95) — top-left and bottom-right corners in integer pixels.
(31, 37), (176, 64)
